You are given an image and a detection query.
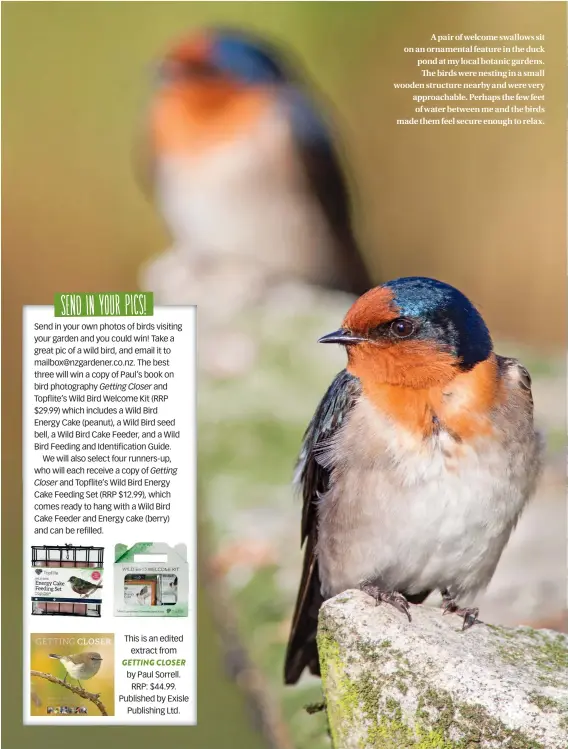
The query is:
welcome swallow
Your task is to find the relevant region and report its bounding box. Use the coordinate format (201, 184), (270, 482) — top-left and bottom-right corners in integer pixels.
(284, 277), (543, 684)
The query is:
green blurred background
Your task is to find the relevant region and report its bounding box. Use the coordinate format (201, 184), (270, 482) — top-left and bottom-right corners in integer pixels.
(2, 2), (565, 748)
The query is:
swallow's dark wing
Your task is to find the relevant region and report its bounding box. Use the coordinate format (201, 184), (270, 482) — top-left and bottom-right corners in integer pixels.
(495, 355), (535, 411)
(280, 87), (372, 297)
(284, 369), (361, 685)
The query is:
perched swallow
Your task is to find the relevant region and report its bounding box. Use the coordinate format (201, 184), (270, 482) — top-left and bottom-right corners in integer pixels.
(68, 576), (102, 598)
(49, 652), (103, 689)
(140, 26), (370, 298)
(284, 277), (543, 684)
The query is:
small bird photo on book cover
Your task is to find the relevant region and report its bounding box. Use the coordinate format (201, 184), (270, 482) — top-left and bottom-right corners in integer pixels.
(30, 634), (114, 717)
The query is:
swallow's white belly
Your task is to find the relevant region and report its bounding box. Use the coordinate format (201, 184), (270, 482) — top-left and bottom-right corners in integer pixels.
(317, 399), (532, 603)
(154, 107), (334, 282)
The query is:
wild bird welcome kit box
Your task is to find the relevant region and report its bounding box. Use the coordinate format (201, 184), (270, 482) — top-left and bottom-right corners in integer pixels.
(114, 542), (188, 617)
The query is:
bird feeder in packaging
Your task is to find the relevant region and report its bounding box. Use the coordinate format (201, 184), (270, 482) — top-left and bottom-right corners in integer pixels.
(31, 544), (104, 617)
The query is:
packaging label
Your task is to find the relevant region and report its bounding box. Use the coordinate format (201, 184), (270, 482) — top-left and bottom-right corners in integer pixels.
(32, 568), (103, 604)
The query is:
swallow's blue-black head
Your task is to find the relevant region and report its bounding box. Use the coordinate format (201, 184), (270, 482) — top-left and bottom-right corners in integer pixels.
(210, 28), (291, 84)
(320, 277), (493, 388)
(161, 27), (291, 86)
(382, 277), (492, 370)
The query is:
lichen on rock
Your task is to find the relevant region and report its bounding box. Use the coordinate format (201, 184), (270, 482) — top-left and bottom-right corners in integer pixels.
(318, 590), (568, 748)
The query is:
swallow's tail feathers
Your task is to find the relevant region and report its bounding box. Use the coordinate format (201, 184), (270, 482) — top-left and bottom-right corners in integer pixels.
(284, 531), (323, 684)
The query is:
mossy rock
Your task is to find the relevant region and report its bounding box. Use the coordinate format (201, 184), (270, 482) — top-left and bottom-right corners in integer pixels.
(318, 591), (568, 748)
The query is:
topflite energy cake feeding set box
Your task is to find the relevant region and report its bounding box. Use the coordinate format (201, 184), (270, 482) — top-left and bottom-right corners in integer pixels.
(31, 544), (104, 617)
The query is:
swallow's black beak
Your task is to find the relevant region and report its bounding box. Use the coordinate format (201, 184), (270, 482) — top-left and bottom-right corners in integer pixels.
(318, 329), (367, 345)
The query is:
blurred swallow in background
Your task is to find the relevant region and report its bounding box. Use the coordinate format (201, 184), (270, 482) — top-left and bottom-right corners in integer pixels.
(139, 26), (371, 305)
(284, 277), (543, 684)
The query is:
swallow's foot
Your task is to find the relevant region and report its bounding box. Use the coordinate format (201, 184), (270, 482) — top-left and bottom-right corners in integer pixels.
(361, 583), (412, 622)
(441, 591), (479, 630)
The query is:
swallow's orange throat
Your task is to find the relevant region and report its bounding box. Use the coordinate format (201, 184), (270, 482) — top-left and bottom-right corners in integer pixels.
(150, 83), (272, 155)
(348, 353), (501, 440)
(338, 280), (498, 440)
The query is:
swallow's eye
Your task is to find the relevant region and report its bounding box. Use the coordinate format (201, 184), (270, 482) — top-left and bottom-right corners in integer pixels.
(390, 318), (415, 338)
